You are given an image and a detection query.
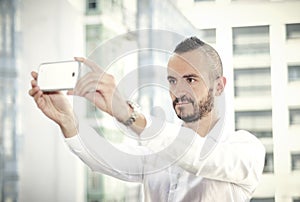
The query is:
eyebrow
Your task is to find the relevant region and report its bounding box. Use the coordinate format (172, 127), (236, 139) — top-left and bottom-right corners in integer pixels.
(167, 75), (176, 80)
(167, 74), (200, 80)
(182, 74), (200, 79)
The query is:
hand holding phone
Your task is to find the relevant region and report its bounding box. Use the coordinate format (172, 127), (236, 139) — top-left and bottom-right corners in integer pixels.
(37, 60), (80, 92)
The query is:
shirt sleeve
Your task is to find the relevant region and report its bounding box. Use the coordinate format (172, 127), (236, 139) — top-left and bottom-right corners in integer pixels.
(64, 123), (148, 183)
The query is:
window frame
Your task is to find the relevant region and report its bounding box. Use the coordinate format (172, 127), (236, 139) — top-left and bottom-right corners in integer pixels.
(232, 25), (270, 55)
(289, 108), (300, 125)
(291, 153), (300, 171)
(286, 23), (300, 40)
(86, 0), (101, 15)
(234, 67), (271, 97)
(288, 65), (300, 82)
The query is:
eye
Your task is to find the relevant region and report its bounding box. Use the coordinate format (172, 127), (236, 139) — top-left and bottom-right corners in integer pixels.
(186, 77), (196, 84)
(168, 78), (177, 85)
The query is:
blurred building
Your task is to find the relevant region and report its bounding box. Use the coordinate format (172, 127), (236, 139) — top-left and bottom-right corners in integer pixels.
(1, 0), (299, 201)
(83, 1), (141, 201)
(0, 0), (20, 201)
(175, 0), (300, 202)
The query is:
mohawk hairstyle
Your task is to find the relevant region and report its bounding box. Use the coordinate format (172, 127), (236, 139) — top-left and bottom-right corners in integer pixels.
(174, 36), (205, 53)
(174, 36), (223, 77)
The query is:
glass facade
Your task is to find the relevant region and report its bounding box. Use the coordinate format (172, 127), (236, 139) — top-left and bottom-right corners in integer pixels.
(84, 5), (142, 200)
(0, 0), (19, 201)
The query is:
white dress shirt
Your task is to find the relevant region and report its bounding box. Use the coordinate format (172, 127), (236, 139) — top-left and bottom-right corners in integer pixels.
(65, 116), (265, 202)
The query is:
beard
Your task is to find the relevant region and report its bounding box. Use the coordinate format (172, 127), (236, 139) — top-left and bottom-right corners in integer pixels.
(173, 89), (214, 123)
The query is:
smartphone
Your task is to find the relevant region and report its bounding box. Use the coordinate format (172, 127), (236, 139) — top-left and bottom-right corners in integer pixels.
(37, 60), (80, 92)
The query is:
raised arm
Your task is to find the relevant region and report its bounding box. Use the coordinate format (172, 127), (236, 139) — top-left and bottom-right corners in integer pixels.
(29, 71), (78, 138)
(69, 57), (147, 134)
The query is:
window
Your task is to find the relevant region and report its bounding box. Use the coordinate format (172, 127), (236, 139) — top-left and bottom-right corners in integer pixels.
(289, 108), (300, 125)
(0, 8), (13, 57)
(250, 198), (275, 202)
(86, 24), (102, 55)
(234, 68), (271, 97)
(288, 65), (300, 82)
(263, 152), (274, 173)
(233, 26), (269, 55)
(86, 170), (104, 202)
(286, 23), (300, 39)
(293, 197), (300, 202)
(235, 110), (272, 138)
(86, 0), (101, 14)
(291, 153), (300, 171)
(199, 28), (216, 44)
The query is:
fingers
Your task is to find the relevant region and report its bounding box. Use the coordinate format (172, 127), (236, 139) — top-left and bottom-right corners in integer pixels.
(74, 57), (85, 63)
(31, 78), (38, 88)
(29, 70), (39, 95)
(74, 71), (115, 96)
(31, 71), (38, 80)
(74, 57), (103, 73)
(29, 71), (43, 105)
(74, 72), (98, 95)
(28, 85), (44, 109)
(30, 71), (39, 90)
(29, 86), (40, 97)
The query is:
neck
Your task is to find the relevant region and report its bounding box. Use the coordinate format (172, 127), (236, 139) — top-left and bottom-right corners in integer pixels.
(183, 109), (219, 137)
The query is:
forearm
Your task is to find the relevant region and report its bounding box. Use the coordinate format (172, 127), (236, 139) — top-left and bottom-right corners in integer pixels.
(58, 116), (78, 138)
(128, 113), (147, 135)
(65, 126), (145, 182)
(115, 101), (147, 135)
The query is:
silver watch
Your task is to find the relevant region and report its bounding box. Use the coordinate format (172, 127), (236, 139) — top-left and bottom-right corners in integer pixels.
(124, 100), (141, 126)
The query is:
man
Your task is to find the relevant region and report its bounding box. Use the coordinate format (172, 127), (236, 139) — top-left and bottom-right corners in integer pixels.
(29, 36), (265, 201)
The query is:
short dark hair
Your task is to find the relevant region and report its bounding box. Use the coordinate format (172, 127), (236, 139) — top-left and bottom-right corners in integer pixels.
(174, 36), (205, 53)
(174, 36), (223, 78)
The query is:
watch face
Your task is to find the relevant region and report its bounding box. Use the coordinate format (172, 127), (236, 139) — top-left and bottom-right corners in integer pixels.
(124, 101), (141, 126)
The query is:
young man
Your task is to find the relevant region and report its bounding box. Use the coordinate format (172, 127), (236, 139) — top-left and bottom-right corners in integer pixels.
(29, 37), (265, 201)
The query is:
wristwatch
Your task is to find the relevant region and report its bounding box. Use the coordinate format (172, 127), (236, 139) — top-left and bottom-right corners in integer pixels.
(124, 100), (141, 126)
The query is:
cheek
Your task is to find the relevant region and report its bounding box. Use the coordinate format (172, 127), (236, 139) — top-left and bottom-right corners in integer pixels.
(192, 86), (208, 102)
(169, 91), (176, 100)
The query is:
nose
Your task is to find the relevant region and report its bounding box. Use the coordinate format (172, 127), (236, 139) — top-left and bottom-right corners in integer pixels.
(170, 79), (191, 98)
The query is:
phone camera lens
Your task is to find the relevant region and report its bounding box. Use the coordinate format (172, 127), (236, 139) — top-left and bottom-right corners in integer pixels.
(72, 72), (75, 77)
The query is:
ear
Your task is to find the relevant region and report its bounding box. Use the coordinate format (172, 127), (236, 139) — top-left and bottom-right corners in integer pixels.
(215, 76), (226, 96)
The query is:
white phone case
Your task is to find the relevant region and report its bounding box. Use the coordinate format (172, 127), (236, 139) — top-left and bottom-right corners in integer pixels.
(37, 60), (80, 92)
